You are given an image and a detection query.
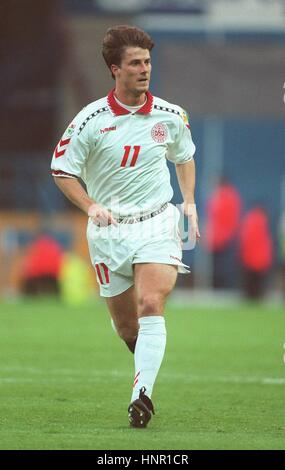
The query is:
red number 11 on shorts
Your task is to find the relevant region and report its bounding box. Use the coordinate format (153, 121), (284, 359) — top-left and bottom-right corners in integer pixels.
(121, 145), (141, 167)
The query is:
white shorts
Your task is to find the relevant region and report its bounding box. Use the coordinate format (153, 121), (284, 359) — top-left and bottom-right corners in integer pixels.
(86, 203), (189, 297)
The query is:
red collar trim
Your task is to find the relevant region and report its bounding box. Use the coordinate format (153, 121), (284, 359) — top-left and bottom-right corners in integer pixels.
(107, 89), (153, 116)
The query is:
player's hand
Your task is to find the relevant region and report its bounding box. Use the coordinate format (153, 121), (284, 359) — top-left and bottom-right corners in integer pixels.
(88, 203), (118, 227)
(182, 202), (200, 245)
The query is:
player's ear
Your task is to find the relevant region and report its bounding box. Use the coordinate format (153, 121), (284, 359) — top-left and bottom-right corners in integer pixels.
(111, 64), (120, 78)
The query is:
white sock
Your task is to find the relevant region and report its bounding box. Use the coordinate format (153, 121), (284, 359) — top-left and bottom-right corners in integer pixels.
(131, 316), (166, 402)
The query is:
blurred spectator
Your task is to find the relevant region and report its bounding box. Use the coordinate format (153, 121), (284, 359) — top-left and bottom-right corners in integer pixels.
(59, 252), (95, 306)
(278, 209), (285, 298)
(204, 178), (242, 288)
(239, 206), (273, 300)
(21, 235), (63, 296)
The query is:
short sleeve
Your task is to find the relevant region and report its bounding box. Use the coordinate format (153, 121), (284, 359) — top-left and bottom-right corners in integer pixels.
(166, 108), (196, 164)
(51, 109), (90, 179)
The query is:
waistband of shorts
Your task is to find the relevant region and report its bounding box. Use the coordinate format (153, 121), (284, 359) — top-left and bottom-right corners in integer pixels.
(114, 203), (168, 224)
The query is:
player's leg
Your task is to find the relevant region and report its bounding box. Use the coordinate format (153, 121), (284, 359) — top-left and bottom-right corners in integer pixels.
(93, 258), (139, 353)
(135, 262), (177, 317)
(105, 286), (139, 353)
(128, 263), (177, 427)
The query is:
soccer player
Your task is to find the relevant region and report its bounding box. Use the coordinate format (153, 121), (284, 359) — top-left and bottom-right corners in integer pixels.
(51, 25), (200, 428)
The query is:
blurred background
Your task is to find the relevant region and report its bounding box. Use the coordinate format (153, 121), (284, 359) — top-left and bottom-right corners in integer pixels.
(1, 0), (285, 304)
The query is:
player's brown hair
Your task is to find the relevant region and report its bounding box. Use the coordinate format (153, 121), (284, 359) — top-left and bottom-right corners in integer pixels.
(102, 25), (154, 78)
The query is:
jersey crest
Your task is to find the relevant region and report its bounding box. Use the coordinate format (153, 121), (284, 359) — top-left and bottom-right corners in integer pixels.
(151, 122), (168, 143)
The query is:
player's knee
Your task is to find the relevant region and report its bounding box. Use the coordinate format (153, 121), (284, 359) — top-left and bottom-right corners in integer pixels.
(137, 293), (164, 315)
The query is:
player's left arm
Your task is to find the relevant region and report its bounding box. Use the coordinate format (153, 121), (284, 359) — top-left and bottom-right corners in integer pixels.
(175, 159), (200, 242)
(167, 106), (200, 242)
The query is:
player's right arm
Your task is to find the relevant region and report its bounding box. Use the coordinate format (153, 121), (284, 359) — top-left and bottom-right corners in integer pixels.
(54, 176), (93, 214)
(51, 110), (116, 226)
(53, 177), (117, 226)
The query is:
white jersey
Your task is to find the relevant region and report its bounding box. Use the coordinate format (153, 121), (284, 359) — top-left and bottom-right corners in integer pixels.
(51, 90), (196, 216)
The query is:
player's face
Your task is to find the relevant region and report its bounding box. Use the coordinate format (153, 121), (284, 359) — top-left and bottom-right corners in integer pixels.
(112, 47), (152, 96)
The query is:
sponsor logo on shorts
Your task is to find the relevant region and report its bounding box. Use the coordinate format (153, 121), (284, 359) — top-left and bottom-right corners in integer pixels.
(170, 255), (182, 263)
(151, 123), (168, 143)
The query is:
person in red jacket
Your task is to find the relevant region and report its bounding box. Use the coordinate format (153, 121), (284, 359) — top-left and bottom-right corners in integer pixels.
(239, 206), (273, 299)
(21, 234), (63, 295)
(205, 178), (242, 288)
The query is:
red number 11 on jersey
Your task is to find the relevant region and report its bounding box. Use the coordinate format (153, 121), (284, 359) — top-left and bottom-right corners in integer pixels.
(120, 145), (141, 167)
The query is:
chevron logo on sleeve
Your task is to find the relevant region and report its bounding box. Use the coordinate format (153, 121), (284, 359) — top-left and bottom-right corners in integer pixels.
(54, 137), (71, 158)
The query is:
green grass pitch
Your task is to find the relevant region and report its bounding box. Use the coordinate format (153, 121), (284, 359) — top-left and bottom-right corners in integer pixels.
(0, 297), (284, 450)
